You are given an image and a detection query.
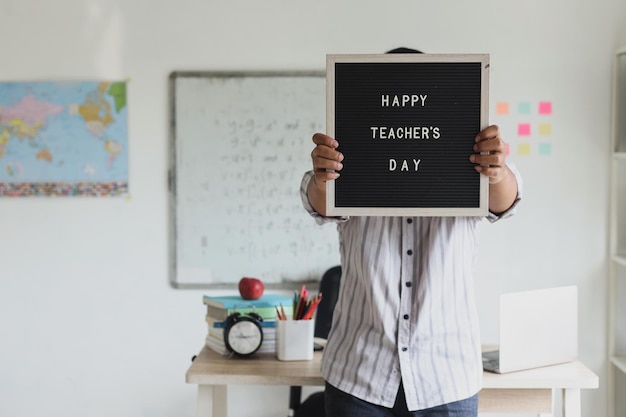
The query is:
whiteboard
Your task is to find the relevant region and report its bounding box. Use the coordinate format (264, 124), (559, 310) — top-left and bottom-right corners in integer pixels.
(168, 71), (340, 288)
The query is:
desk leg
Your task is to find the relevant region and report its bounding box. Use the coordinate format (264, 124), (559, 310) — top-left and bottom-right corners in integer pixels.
(562, 388), (581, 417)
(197, 385), (227, 417)
(537, 389), (554, 417)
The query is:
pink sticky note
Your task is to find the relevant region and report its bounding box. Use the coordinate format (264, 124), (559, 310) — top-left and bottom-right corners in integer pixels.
(518, 123), (531, 136)
(496, 102), (509, 115)
(539, 101), (552, 115)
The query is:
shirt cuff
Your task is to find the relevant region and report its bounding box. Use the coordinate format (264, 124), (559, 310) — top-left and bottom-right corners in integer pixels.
(486, 162), (523, 223)
(300, 171), (349, 225)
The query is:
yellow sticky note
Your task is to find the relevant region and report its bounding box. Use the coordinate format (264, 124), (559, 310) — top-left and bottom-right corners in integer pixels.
(518, 143), (531, 156)
(538, 123), (552, 136)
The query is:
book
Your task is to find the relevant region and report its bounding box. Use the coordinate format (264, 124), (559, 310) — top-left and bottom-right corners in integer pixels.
(205, 305), (279, 321)
(203, 294), (294, 309)
(205, 333), (276, 356)
(203, 294), (293, 321)
(205, 315), (277, 329)
(207, 325), (277, 341)
(205, 333), (230, 355)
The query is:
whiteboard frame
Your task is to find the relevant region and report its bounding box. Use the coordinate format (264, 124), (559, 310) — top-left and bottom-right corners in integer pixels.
(326, 53), (490, 217)
(168, 70), (331, 289)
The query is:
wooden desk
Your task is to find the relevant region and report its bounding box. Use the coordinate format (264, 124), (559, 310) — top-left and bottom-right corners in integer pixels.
(186, 346), (598, 417)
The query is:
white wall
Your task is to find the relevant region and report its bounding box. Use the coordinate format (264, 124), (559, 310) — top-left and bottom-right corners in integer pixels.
(1, 1), (624, 416)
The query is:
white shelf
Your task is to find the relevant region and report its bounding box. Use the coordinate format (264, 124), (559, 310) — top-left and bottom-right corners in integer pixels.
(612, 356), (626, 375)
(609, 48), (626, 417)
(614, 255), (626, 268)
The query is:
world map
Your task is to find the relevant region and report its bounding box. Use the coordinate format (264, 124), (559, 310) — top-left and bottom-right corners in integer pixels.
(0, 81), (128, 196)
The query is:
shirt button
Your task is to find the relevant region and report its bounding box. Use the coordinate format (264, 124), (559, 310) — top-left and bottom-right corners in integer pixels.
(407, 218), (413, 224)
(406, 282), (412, 287)
(403, 314), (409, 320)
(401, 347), (408, 352)
(407, 250), (413, 256)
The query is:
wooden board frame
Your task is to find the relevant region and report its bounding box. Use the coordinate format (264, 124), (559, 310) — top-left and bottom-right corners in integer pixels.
(326, 53), (490, 217)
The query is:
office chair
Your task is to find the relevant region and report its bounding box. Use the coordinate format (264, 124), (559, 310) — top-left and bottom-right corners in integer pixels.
(288, 265), (341, 417)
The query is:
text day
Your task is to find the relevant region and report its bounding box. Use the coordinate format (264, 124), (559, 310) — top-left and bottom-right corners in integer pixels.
(389, 159), (422, 172)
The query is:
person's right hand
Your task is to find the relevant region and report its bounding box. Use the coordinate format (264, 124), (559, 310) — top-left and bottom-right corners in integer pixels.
(310, 133), (344, 191)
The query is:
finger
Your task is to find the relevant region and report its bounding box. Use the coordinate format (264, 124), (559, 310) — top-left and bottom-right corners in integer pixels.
(474, 165), (505, 182)
(311, 142), (343, 160)
(314, 170), (340, 185)
(311, 146), (344, 171)
(474, 135), (506, 154)
(312, 133), (339, 149)
(312, 154), (343, 172)
(475, 125), (500, 142)
(311, 134), (344, 172)
(470, 153), (505, 167)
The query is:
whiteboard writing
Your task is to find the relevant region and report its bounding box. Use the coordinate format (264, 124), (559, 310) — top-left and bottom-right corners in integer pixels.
(169, 72), (339, 287)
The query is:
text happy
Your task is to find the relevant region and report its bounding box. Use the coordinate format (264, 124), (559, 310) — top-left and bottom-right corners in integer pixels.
(381, 94), (428, 107)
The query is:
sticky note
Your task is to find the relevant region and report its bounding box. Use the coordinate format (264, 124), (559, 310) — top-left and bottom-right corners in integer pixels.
(538, 123), (552, 136)
(518, 143), (531, 156)
(505, 142), (510, 156)
(496, 102), (509, 115)
(538, 142), (552, 156)
(518, 123), (531, 136)
(518, 102), (531, 114)
(539, 101), (552, 115)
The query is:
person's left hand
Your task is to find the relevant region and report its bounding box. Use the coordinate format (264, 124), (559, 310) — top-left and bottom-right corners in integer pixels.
(470, 125), (508, 184)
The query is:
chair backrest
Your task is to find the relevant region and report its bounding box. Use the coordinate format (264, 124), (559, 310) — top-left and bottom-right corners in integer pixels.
(290, 265), (341, 417)
(314, 265), (341, 339)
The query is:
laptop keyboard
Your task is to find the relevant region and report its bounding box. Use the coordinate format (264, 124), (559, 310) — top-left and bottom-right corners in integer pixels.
(482, 350), (500, 372)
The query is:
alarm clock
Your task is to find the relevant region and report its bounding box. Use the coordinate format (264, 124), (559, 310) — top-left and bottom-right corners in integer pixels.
(223, 312), (264, 356)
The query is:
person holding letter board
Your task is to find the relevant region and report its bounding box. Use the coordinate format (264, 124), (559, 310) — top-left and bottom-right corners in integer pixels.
(300, 48), (521, 417)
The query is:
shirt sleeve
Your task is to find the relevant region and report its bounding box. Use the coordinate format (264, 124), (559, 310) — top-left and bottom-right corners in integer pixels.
(486, 162), (523, 223)
(300, 170), (350, 225)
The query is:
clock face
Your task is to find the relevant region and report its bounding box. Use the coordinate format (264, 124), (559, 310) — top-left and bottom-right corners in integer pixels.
(226, 319), (263, 355)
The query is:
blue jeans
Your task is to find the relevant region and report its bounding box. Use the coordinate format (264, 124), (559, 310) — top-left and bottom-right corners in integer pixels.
(324, 382), (478, 417)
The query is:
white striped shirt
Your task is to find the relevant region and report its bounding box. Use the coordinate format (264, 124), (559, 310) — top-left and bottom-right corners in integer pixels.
(300, 167), (522, 411)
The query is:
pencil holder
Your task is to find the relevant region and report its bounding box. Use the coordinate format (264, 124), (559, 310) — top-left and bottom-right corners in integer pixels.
(276, 319), (315, 361)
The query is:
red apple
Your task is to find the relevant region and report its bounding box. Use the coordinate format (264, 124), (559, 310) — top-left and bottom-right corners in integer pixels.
(238, 277), (264, 300)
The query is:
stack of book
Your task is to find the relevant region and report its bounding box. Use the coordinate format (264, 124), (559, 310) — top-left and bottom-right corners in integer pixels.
(203, 293), (294, 355)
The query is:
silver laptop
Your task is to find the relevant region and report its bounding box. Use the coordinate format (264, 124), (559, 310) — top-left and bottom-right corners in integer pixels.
(482, 286), (578, 374)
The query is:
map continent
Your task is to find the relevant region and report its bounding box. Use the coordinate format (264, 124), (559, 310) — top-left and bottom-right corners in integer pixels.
(0, 81), (128, 196)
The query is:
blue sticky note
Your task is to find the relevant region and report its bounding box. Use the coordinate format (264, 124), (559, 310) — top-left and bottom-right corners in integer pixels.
(538, 142), (552, 156)
(518, 102), (531, 115)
